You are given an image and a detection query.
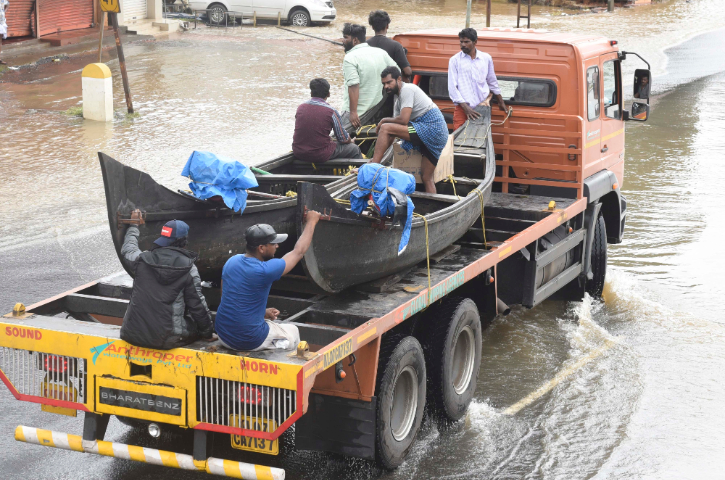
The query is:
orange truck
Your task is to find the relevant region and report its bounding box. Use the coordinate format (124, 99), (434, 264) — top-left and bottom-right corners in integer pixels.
(0, 29), (649, 478)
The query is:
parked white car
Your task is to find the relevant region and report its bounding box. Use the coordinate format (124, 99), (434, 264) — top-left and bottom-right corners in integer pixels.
(188, 0), (336, 27)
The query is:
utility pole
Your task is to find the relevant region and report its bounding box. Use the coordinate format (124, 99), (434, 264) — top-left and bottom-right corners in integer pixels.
(608, 0), (614, 12)
(486, 0), (492, 28)
(99, 0), (133, 114)
(98, 12), (106, 63)
(466, 0), (471, 28)
(110, 12), (134, 114)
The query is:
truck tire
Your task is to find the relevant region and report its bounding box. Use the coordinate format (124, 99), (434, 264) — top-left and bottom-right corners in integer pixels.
(586, 213), (607, 297)
(375, 336), (426, 469)
(424, 297), (482, 421)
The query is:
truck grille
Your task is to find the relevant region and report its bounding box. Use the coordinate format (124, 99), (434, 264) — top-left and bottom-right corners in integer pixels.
(0, 347), (86, 403)
(196, 376), (296, 434)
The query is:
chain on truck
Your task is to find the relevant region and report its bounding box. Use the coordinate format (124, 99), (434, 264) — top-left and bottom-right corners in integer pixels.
(0, 29), (650, 479)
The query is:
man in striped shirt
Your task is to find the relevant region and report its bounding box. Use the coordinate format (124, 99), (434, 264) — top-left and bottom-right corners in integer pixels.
(292, 78), (362, 163)
(448, 28), (508, 130)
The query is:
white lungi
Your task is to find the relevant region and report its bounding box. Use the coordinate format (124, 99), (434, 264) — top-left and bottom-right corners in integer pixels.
(219, 320), (300, 352)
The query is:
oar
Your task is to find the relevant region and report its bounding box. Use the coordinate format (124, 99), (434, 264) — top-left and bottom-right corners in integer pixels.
(247, 190), (284, 199)
(275, 26), (343, 46)
(250, 166), (272, 175)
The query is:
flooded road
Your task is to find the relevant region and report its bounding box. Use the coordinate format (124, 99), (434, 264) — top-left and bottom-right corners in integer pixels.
(1, 0), (725, 478)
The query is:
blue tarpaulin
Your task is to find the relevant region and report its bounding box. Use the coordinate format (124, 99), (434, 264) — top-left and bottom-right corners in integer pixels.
(181, 151), (259, 213)
(350, 164), (416, 255)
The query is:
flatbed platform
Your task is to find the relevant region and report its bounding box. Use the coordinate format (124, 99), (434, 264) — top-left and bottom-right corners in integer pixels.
(9, 193), (581, 370)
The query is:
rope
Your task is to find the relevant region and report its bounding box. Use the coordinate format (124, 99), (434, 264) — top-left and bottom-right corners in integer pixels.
(356, 124), (377, 136)
(412, 212), (431, 308)
(468, 188), (487, 249)
(355, 124), (378, 153)
(285, 191), (297, 197)
(311, 163), (317, 171)
(444, 174), (460, 200)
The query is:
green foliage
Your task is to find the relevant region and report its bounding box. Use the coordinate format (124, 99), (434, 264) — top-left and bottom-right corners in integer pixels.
(64, 106), (84, 117)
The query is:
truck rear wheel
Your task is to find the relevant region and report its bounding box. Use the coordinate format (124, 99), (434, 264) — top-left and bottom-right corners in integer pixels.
(375, 336), (426, 469)
(586, 213), (607, 297)
(424, 297), (482, 421)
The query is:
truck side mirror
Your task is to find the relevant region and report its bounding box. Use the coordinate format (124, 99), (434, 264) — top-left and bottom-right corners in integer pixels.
(633, 69), (651, 101)
(624, 102), (649, 122)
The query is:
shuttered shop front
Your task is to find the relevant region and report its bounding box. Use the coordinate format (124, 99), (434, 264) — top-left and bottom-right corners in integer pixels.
(37, 0), (94, 37)
(123, 0), (148, 21)
(6, 0), (35, 37)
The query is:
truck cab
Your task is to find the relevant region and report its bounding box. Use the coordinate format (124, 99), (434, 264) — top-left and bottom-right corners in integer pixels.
(395, 28), (651, 244)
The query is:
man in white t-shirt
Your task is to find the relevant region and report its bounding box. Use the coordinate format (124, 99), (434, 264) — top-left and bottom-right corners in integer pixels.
(370, 66), (449, 193)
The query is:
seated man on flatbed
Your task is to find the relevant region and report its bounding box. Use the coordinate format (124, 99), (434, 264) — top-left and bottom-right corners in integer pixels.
(293, 78), (362, 163)
(120, 215), (215, 350)
(370, 66), (449, 193)
(215, 211), (321, 352)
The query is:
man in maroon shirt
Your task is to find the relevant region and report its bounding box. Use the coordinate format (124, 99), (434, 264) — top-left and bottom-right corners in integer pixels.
(292, 78), (363, 163)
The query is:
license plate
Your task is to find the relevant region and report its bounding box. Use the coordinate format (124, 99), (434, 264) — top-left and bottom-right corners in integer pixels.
(230, 415), (278, 455)
(42, 381), (77, 402)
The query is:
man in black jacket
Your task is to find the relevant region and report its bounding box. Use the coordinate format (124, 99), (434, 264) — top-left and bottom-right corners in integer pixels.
(120, 216), (214, 350)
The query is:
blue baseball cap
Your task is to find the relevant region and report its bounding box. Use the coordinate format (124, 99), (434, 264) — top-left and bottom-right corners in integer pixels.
(154, 220), (190, 247)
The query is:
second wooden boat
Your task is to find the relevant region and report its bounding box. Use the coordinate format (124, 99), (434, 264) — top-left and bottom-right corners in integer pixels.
(296, 108), (496, 293)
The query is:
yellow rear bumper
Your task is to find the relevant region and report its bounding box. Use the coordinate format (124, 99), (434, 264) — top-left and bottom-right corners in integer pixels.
(15, 425), (284, 480)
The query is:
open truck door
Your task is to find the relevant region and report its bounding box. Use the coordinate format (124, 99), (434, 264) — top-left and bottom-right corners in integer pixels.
(599, 52), (625, 178)
(584, 58), (604, 174)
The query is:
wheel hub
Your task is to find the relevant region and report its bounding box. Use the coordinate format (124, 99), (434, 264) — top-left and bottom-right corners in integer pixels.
(390, 366), (418, 441)
(452, 325), (475, 395)
(292, 13), (307, 26)
(210, 9), (224, 23)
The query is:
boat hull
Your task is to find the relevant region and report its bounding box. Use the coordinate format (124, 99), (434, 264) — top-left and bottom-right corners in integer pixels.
(297, 108), (495, 293)
(99, 152), (301, 281)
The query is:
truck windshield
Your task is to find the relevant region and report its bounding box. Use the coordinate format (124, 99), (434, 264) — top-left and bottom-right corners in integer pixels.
(415, 73), (557, 107)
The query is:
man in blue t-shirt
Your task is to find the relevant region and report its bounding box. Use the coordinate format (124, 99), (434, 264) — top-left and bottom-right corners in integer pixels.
(215, 211), (321, 351)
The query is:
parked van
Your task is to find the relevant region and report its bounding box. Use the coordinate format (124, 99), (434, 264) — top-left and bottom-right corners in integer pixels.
(189, 0), (336, 26)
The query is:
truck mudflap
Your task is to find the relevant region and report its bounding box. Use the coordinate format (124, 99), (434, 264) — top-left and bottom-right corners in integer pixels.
(14, 425), (285, 479)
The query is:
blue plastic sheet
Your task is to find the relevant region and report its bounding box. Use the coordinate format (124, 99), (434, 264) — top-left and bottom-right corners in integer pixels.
(181, 151), (259, 213)
(350, 164), (416, 255)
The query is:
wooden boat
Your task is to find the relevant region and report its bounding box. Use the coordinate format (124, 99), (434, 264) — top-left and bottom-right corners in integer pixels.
(99, 98), (394, 282)
(296, 107), (496, 293)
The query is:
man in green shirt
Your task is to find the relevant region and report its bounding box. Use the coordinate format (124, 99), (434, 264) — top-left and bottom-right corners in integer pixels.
(340, 23), (397, 130)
